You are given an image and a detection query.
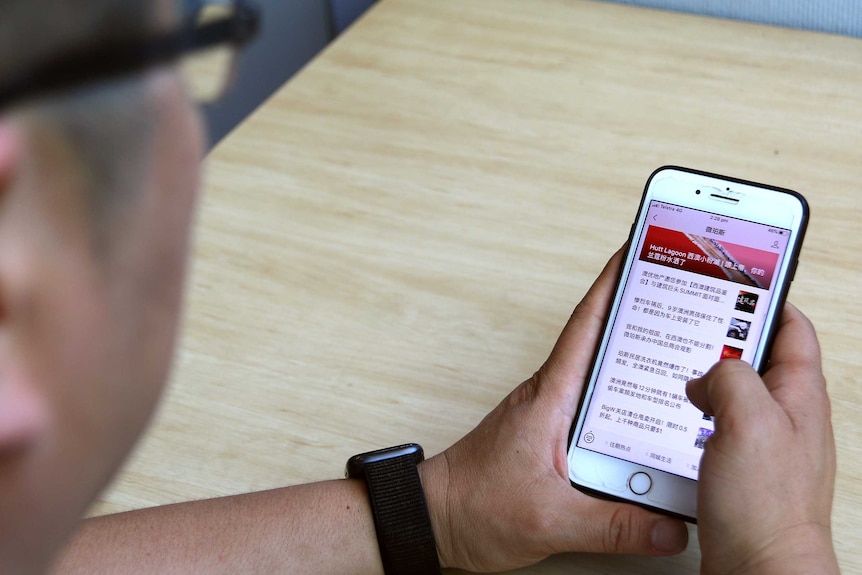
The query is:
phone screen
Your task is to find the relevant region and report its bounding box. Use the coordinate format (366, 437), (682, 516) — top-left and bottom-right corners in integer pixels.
(575, 199), (792, 480)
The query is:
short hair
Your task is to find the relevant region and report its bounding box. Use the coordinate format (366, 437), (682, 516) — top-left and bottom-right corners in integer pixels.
(0, 1), (157, 87)
(1, 0), (175, 252)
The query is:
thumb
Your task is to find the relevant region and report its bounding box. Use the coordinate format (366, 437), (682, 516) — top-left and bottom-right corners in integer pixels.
(686, 360), (774, 431)
(554, 499), (688, 556)
(540, 247), (623, 400)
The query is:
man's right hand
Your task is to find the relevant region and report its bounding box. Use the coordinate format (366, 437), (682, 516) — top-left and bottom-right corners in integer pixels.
(686, 303), (840, 575)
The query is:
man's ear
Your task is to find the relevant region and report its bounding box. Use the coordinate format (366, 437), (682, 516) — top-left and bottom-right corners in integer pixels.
(0, 121), (50, 453)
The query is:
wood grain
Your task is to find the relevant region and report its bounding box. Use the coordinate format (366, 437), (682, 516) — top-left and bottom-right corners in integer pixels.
(95, 1), (862, 573)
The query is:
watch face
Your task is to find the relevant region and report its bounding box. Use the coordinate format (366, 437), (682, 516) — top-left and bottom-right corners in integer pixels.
(346, 443), (424, 479)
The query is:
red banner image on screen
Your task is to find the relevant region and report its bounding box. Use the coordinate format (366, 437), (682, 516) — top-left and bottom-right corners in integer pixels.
(638, 226), (778, 289)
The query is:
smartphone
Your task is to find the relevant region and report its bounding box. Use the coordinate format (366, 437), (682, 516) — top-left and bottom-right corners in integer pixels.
(566, 166), (808, 521)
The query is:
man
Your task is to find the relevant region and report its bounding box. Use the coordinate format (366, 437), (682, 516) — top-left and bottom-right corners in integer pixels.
(0, 1), (840, 574)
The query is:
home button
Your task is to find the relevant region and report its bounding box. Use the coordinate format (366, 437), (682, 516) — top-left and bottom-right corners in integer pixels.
(628, 472), (652, 495)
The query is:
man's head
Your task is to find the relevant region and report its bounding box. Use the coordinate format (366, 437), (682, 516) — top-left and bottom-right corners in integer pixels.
(0, 1), (206, 572)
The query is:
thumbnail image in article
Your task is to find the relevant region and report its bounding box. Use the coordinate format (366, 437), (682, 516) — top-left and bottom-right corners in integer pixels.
(720, 345), (743, 360)
(735, 291), (759, 314)
(639, 226), (779, 290)
(727, 318), (750, 341)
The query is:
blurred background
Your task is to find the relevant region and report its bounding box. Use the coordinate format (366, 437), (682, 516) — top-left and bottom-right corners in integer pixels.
(203, 0), (862, 148)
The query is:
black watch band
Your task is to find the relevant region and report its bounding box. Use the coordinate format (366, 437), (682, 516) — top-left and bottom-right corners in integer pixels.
(346, 444), (442, 575)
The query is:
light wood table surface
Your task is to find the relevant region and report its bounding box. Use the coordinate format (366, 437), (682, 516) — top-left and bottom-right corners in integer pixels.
(96, 0), (862, 573)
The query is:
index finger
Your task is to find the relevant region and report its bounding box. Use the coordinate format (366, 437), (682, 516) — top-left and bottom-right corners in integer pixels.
(767, 302), (822, 375)
(762, 302), (828, 420)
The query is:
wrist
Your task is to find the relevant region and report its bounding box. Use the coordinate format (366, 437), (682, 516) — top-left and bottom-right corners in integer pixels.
(417, 453), (454, 569)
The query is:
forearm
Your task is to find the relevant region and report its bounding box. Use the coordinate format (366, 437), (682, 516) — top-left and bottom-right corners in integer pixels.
(50, 479), (385, 575)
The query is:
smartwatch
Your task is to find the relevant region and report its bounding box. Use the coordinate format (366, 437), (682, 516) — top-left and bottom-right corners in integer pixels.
(346, 443), (441, 575)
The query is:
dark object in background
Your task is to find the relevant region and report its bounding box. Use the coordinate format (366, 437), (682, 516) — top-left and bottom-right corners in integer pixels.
(203, 0), (377, 149)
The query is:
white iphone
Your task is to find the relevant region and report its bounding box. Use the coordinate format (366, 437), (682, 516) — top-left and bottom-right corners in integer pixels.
(567, 166), (809, 521)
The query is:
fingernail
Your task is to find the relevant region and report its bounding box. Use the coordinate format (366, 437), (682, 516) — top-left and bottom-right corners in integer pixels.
(651, 519), (686, 553)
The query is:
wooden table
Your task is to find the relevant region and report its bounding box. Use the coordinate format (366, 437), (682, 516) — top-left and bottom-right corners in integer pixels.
(95, 0), (862, 573)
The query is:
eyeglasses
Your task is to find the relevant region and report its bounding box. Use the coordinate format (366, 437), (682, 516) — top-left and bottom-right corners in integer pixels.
(0, 0), (261, 111)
